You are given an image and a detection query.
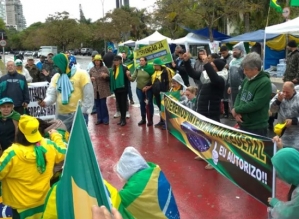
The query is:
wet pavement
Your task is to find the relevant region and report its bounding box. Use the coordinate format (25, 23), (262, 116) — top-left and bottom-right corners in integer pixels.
(12, 55), (287, 218)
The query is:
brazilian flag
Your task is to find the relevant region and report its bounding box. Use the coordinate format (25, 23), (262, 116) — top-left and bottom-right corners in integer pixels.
(42, 105), (133, 219)
(161, 91), (181, 120)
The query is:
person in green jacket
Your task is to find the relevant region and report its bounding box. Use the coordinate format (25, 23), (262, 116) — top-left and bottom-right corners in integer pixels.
(268, 147), (299, 219)
(127, 57), (155, 126)
(232, 52), (271, 136)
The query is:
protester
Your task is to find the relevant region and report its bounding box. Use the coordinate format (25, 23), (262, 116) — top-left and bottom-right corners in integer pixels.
(172, 45), (182, 62)
(127, 57), (155, 126)
(36, 55), (46, 71)
(172, 49), (190, 86)
(0, 115), (66, 219)
(41, 53), (56, 82)
(227, 43), (246, 109)
(268, 148), (299, 218)
(232, 52), (272, 136)
(39, 53), (94, 131)
(220, 46), (233, 118)
(207, 53), (220, 63)
(0, 60), (30, 115)
(15, 59), (32, 83)
(151, 58), (171, 128)
(115, 147), (180, 219)
(110, 55), (130, 127)
(270, 81), (299, 149)
(193, 49), (207, 91)
(283, 40), (299, 84)
(180, 86), (198, 111)
(25, 56), (40, 82)
(0, 97), (20, 153)
(122, 52), (135, 105)
(103, 46), (115, 68)
(90, 54), (110, 125)
(87, 51), (99, 115)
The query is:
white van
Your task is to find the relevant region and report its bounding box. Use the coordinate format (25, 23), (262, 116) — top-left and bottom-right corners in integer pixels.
(38, 46), (58, 57)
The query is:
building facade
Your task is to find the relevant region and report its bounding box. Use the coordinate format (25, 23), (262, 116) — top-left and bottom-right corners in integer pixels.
(5, 0), (26, 31)
(116, 0), (130, 8)
(0, 0), (6, 23)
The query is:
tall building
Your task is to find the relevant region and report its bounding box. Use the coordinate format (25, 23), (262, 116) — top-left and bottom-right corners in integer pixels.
(116, 0), (130, 8)
(0, 0), (6, 23)
(5, 0), (26, 31)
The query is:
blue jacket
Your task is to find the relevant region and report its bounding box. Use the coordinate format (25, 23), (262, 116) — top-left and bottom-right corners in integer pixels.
(0, 72), (30, 107)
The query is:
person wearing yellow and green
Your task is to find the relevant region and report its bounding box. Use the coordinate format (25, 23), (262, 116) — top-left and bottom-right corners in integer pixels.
(127, 57), (155, 126)
(151, 58), (170, 128)
(0, 97), (20, 154)
(39, 53), (94, 131)
(0, 115), (66, 219)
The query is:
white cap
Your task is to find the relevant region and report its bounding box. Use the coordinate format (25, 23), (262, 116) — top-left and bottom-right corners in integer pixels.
(115, 146), (149, 181)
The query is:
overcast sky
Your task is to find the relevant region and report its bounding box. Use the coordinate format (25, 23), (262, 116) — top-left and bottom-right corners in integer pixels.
(22, 0), (156, 26)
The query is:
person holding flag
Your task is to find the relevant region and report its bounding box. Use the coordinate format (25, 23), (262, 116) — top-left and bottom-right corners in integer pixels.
(0, 115), (66, 219)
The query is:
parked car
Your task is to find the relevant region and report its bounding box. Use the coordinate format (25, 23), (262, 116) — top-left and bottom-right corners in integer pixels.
(74, 49), (80, 55)
(80, 48), (93, 56)
(24, 51), (33, 56)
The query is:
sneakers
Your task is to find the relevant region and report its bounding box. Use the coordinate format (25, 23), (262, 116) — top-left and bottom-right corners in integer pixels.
(126, 111), (130, 118)
(114, 111), (121, 118)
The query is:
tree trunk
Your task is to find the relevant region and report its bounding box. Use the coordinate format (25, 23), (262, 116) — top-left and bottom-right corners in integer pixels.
(244, 12), (250, 32)
(208, 26), (214, 42)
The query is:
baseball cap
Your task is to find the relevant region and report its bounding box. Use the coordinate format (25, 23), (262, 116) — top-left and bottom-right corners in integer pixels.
(18, 115), (43, 143)
(15, 59), (23, 66)
(0, 97), (14, 106)
(27, 56), (34, 60)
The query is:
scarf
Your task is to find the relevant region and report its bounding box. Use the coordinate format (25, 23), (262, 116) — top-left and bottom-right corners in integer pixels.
(35, 142), (46, 174)
(139, 64), (155, 76)
(110, 65), (125, 92)
(0, 110), (20, 121)
(53, 54), (74, 105)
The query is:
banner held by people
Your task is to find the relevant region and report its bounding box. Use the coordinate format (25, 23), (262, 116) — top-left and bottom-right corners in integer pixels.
(133, 39), (173, 68)
(163, 94), (275, 206)
(28, 82), (56, 120)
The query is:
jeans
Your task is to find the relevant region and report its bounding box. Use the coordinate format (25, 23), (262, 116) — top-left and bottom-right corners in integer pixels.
(128, 81), (133, 101)
(116, 99), (129, 111)
(57, 112), (88, 132)
(136, 88), (154, 117)
(95, 97), (109, 123)
(115, 91), (127, 120)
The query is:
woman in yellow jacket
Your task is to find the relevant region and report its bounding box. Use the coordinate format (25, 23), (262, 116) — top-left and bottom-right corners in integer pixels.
(0, 115), (67, 219)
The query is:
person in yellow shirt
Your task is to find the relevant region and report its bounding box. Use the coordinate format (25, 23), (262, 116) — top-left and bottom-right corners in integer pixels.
(39, 53), (94, 131)
(0, 115), (66, 219)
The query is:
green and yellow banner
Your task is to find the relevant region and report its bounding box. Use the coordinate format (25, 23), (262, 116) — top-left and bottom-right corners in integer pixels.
(164, 95), (275, 205)
(133, 39), (173, 69)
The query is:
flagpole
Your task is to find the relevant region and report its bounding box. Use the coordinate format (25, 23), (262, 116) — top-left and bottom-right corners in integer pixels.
(262, 5), (271, 70)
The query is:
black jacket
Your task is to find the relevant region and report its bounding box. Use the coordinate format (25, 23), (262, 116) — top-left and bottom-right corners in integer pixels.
(103, 52), (115, 68)
(184, 60), (225, 119)
(0, 72), (30, 107)
(174, 59), (189, 86)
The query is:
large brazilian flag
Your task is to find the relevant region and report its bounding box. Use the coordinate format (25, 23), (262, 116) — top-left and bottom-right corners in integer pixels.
(42, 105), (133, 219)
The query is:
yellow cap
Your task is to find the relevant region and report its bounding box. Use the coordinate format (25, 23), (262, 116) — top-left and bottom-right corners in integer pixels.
(274, 123), (286, 137)
(18, 115), (43, 143)
(94, 54), (103, 61)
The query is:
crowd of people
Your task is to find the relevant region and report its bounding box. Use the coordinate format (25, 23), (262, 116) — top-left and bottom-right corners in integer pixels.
(0, 40), (299, 218)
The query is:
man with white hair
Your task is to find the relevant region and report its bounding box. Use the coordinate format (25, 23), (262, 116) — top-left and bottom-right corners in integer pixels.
(0, 60), (30, 115)
(232, 52), (271, 136)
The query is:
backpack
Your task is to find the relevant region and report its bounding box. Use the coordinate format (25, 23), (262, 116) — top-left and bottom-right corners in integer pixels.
(152, 67), (175, 95)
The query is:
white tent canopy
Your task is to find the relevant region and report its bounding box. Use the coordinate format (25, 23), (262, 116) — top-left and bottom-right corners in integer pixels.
(265, 17), (299, 34)
(135, 31), (172, 45)
(172, 33), (210, 45)
(118, 40), (135, 46)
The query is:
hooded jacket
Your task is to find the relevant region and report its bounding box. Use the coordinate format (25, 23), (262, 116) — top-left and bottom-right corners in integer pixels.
(0, 72), (30, 107)
(269, 148), (299, 218)
(234, 71), (272, 129)
(184, 60), (225, 120)
(0, 133), (66, 209)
